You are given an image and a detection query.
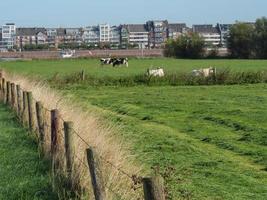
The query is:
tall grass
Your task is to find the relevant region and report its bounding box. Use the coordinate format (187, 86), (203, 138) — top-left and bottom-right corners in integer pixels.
(4, 71), (144, 200)
(49, 69), (267, 87)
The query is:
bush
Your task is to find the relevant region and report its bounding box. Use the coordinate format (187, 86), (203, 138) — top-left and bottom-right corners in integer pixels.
(164, 33), (205, 59)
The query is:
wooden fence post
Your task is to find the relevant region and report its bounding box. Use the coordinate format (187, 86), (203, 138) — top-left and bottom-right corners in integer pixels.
(81, 70), (85, 81)
(51, 109), (60, 156)
(86, 148), (106, 200)
(26, 91), (34, 131)
(51, 109), (60, 185)
(1, 78), (6, 103)
(11, 83), (16, 109)
(143, 176), (166, 200)
(16, 85), (22, 116)
(6, 81), (11, 105)
(0, 70), (3, 91)
(64, 121), (75, 177)
(36, 101), (45, 146)
(0, 71), (2, 90)
(22, 91), (28, 126)
(1, 77), (5, 103)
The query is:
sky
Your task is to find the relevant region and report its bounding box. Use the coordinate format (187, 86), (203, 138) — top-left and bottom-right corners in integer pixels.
(0, 0), (266, 27)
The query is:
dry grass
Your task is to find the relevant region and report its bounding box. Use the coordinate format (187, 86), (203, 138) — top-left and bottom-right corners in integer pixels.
(3, 71), (144, 200)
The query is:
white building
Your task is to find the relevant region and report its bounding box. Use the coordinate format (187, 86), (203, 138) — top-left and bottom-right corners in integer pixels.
(0, 23), (16, 49)
(127, 24), (149, 49)
(82, 26), (100, 46)
(99, 24), (110, 43)
(192, 24), (221, 46)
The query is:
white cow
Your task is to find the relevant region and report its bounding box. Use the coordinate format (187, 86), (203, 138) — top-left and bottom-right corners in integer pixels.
(192, 67), (216, 77)
(147, 68), (165, 77)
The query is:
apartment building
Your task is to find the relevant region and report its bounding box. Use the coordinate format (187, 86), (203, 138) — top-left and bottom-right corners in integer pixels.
(217, 24), (232, 47)
(110, 26), (120, 47)
(192, 24), (221, 46)
(65, 28), (82, 44)
(82, 26), (100, 46)
(119, 25), (128, 49)
(0, 23), (16, 49)
(99, 24), (110, 43)
(16, 28), (47, 48)
(126, 24), (149, 49)
(147, 20), (168, 48)
(168, 23), (187, 39)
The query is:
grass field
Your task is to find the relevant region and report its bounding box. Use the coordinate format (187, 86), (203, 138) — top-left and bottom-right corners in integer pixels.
(1, 58), (267, 199)
(0, 103), (57, 200)
(1, 58), (267, 79)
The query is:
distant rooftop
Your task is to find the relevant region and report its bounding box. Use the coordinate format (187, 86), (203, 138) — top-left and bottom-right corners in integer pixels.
(168, 23), (186, 32)
(192, 24), (219, 34)
(127, 24), (148, 32)
(16, 27), (46, 36)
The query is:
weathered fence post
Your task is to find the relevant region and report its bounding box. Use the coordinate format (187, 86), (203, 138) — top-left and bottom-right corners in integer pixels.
(1, 77), (6, 103)
(36, 101), (45, 147)
(6, 81), (11, 105)
(0, 69), (3, 91)
(86, 148), (106, 200)
(1, 78), (6, 103)
(51, 109), (60, 188)
(64, 121), (75, 178)
(81, 70), (85, 81)
(22, 91), (28, 125)
(16, 85), (22, 116)
(11, 83), (16, 109)
(26, 91), (34, 131)
(143, 176), (166, 200)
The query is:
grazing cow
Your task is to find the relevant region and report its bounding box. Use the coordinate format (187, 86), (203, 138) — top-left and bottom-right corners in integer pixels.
(147, 68), (165, 77)
(112, 58), (129, 67)
(192, 67), (216, 77)
(100, 58), (114, 65)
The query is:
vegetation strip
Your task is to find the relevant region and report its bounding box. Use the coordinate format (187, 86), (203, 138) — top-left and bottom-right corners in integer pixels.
(0, 102), (57, 200)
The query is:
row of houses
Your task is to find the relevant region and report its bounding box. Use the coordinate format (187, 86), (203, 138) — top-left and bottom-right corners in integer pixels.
(0, 21), (232, 50)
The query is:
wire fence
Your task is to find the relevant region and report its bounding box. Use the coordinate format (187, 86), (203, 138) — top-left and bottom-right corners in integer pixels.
(0, 75), (166, 200)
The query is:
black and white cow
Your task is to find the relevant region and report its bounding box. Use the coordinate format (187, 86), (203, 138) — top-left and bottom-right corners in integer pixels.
(100, 58), (114, 65)
(112, 58), (129, 67)
(100, 57), (129, 67)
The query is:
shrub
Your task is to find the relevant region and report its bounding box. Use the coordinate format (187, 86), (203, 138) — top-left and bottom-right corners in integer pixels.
(164, 33), (205, 59)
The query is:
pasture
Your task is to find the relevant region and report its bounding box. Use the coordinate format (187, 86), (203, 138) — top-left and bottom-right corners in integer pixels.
(1, 58), (267, 199)
(1, 58), (267, 79)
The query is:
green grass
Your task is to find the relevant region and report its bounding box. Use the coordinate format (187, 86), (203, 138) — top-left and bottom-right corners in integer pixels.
(1, 58), (267, 79)
(2, 58), (267, 199)
(59, 83), (267, 200)
(0, 103), (57, 200)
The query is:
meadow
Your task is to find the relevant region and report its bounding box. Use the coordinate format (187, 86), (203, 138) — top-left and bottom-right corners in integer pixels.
(1, 58), (267, 199)
(1, 58), (267, 79)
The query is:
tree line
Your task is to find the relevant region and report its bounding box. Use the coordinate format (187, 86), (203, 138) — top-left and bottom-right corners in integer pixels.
(164, 17), (267, 59)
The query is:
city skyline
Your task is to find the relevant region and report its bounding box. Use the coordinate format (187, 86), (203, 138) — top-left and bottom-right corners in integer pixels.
(0, 0), (266, 27)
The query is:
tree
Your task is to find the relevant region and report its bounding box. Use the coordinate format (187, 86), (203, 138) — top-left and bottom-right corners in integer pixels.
(254, 17), (267, 58)
(164, 33), (205, 58)
(227, 23), (254, 58)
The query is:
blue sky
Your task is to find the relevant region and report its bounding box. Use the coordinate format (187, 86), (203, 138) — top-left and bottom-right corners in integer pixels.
(0, 0), (266, 27)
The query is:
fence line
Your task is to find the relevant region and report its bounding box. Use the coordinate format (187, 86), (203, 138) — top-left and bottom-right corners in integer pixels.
(0, 71), (166, 200)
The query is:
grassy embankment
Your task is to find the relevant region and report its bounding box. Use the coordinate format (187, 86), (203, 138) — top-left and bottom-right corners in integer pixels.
(0, 102), (57, 200)
(2, 58), (267, 199)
